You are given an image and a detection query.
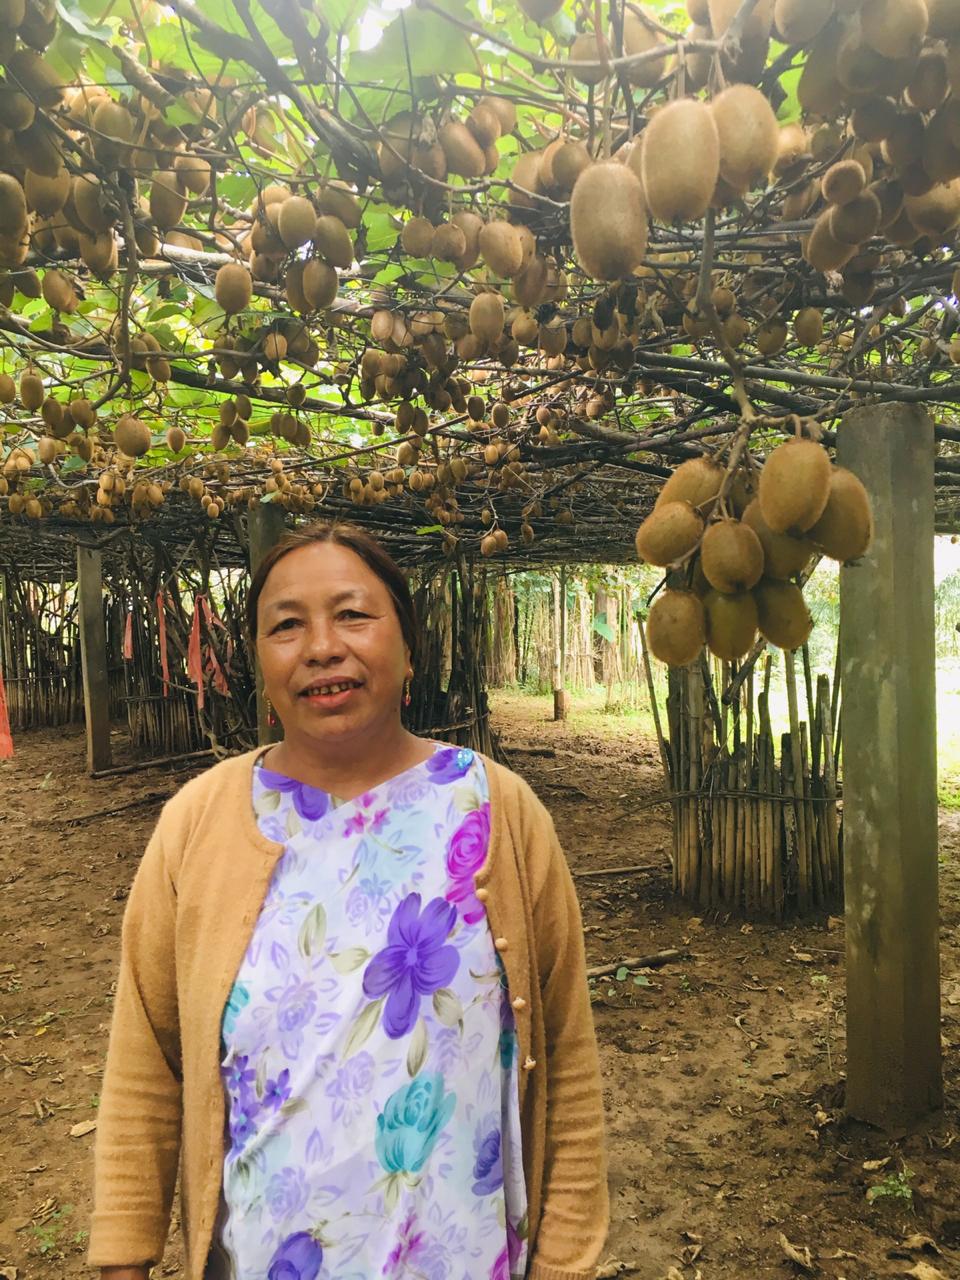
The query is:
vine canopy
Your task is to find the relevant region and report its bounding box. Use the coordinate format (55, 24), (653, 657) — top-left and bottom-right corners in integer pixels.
(0, 0), (960, 584)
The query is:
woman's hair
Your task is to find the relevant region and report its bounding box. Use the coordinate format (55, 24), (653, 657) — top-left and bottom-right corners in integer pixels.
(246, 522), (418, 660)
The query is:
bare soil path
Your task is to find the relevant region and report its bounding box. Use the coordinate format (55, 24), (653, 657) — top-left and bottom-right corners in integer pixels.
(1, 700), (958, 1279)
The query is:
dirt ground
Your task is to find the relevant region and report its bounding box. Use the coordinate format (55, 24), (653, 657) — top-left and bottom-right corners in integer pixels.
(1, 698), (958, 1280)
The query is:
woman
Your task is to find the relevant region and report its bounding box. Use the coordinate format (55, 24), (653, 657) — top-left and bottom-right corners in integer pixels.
(89, 522), (608, 1280)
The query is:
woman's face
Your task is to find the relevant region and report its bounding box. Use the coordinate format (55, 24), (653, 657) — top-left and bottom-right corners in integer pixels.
(256, 541), (411, 750)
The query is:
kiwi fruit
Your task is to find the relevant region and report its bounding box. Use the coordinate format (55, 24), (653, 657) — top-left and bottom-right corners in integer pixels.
(808, 467), (873, 562)
(6, 49), (63, 108)
(0, 85), (35, 132)
(478, 220), (525, 277)
(513, 256), (549, 307)
(622, 12), (669, 86)
(439, 120), (486, 177)
(570, 162), (648, 281)
(829, 190), (882, 244)
(803, 210), (856, 273)
(400, 216), (435, 257)
(0, 174), (27, 236)
(859, 0), (928, 60)
(794, 307), (823, 347)
(907, 49), (949, 111)
(41, 266), (77, 313)
(313, 214), (353, 269)
(882, 111), (925, 170)
(742, 498), (813, 579)
(149, 171), (187, 231)
(700, 518), (765, 593)
(451, 210), (484, 268)
(69, 397), (95, 428)
(646, 589), (706, 667)
(509, 149), (544, 211)
(711, 85), (779, 194)
(704, 590), (759, 661)
(851, 97), (898, 143)
(467, 103), (501, 149)
(774, 122), (809, 176)
(759, 438), (832, 535)
(302, 258), (338, 309)
(904, 180), (960, 237)
(0, 373), (15, 404)
(656, 456), (724, 514)
(822, 159), (866, 206)
(754, 579), (813, 649)
(19, 369), (43, 410)
(277, 195), (317, 250)
(635, 501), (704, 566)
(91, 99), (134, 166)
(173, 151), (211, 196)
(568, 31), (609, 86)
(469, 292), (505, 344)
(773, 0), (833, 44)
(641, 98), (719, 223)
(115, 415), (152, 457)
(756, 317), (788, 357)
(24, 166), (68, 216)
(547, 140), (591, 195)
(215, 262), (253, 315)
(708, 0), (772, 40)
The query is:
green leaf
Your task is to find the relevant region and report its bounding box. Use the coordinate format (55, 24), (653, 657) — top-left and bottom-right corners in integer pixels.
(56, 1), (113, 39)
(593, 615), (616, 643)
(351, 1), (476, 84)
(342, 998), (383, 1060)
(330, 946), (370, 974)
(260, 490), (279, 503)
(297, 903), (327, 959)
(60, 454), (88, 473)
(406, 1016), (428, 1077)
(633, 974), (652, 987)
(615, 966), (629, 981)
(432, 987), (463, 1029)
(416, 524), (443, 534)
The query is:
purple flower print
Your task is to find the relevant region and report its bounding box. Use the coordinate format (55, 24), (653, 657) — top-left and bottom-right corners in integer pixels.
(362, 893), (459, 1038)
(227, 1088), (260, 1154)
(265, 1166), (310, 1221)
(263, 1068), (292, 1111)
(472, 1124), (503, 1196)
(267, 1230), (323, 1280)
(344, 811), (366, 837)
(325, 1050), (376, 1123)
(223, 1053), (256, 1096)
(382, 1211), (428, 1276)
(491, 1245), (510, 1280)
(268, 974), (318, 1056)
(444, 805), (491, 924)
(258, 767), (331, 822)
(426, 746), (474, 784)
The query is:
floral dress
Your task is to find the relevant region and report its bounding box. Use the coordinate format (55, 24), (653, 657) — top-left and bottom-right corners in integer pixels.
(212, 745), (528, 1280)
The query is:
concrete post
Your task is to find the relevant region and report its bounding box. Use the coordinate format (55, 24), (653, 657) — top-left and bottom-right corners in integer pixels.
(77, 546), (112, 773)
(248, 501), (287, 746)
(839, 402), (942, 1130)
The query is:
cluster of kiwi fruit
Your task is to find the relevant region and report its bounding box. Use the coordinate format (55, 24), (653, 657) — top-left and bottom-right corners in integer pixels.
(638, 434), (873, 668)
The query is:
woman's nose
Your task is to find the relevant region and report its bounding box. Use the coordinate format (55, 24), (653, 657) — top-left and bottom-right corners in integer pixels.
(303, 617), (346, 662)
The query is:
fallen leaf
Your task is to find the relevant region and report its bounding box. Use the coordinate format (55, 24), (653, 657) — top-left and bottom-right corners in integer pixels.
(779, 1232), (814, 1271)
(794, 952), (814, 963)
(69, 1119), (97, 1138)
(863, 1157), (891, 1172)
(662, 1270), (684, 1280)
(827, 915), (843, 930)
(0, 1267), (19, 1280)
(898, 1235), (940, 1255)
(902, 1265), (949, 1280)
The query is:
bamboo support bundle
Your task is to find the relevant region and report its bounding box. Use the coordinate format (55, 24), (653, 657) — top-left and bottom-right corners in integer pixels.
(649, 638), (844, 920)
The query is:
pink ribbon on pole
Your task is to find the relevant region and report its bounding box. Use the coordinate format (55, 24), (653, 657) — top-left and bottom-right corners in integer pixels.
(0, 664), (14, 758)
(123, 611), (133, 661)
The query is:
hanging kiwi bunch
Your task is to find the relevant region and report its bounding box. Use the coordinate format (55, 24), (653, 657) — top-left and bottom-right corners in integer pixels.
(638, 428), (874, 668)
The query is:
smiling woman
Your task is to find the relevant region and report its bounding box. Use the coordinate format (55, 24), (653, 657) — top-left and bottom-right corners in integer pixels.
(90, 522), (609, 1280)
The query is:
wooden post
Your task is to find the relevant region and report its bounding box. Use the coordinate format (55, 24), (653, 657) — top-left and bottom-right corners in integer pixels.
(551, 572), (567, 720)
(248, 501), (287, 746)
(77, 546), (112, 773)
(839, 402), (942, 1130)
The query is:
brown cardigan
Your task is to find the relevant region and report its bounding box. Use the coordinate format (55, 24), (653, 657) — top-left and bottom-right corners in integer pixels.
(88, 749), (609, 1280)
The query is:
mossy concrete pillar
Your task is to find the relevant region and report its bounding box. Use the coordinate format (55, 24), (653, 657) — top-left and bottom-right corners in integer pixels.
(839, 402), (942, 1130)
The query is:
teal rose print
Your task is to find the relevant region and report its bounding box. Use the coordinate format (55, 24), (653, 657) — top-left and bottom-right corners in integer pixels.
(375, 1072), (456, 1175)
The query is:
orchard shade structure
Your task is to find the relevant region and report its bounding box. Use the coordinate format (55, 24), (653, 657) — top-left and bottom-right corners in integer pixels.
(0, 0), (955, 1131)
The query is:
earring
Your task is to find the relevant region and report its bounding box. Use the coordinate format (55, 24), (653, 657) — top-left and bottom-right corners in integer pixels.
(403, 677), (412, 707)
(265, 694), (277, 728)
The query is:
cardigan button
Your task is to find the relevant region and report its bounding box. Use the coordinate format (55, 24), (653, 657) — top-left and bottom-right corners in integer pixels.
(512, 996), (526, 1011)
(522, 1056), (537, 1071)
(494, 936), (509, 952)
(475, 887), (489, 902)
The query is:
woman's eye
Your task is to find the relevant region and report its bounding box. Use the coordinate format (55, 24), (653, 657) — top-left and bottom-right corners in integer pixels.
(272, 617), (300, 632)
(340, 610), (367, 620)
